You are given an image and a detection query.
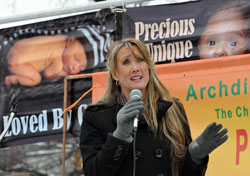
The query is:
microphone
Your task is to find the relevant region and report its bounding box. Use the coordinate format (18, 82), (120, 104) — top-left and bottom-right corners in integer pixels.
(130, 89), (142, 129)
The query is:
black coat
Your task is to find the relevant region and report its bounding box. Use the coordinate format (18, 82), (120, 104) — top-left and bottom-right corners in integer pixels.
(80, 99), (208, 176)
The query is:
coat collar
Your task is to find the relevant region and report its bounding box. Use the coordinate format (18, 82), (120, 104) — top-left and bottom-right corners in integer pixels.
(156, 99), (173, 122)
(112, 99), (173, 126)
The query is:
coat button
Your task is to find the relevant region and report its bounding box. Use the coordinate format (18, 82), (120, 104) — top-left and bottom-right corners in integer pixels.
(157, 173), (164, 176)
(135, 151), (142, 160)
(115, 149), (122, 156)
(117, 145), (123, 150)
(113, 154), (119, 160)
(155, 148), (163, 158)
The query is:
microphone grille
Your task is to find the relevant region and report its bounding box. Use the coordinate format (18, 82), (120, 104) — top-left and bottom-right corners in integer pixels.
(130, 89), (142, 99)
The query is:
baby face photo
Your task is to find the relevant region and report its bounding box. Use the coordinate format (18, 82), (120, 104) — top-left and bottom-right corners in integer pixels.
(198, 0), (250, 59)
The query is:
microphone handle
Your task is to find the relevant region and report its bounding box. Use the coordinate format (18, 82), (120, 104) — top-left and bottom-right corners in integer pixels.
(133, 114), (139, 128)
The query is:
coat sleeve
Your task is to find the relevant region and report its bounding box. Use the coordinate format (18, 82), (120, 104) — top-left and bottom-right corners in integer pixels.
(175, 100), (209, 176)
(80, 109), (131, 176)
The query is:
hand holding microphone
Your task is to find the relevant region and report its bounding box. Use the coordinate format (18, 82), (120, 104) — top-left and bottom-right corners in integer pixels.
(113, 89), (143, 142)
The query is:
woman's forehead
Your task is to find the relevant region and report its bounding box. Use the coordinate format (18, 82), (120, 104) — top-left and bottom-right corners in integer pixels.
(118, 45), (142, 58)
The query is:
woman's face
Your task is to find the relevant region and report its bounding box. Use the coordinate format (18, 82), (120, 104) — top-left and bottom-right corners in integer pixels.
(113, 45), (149, 100)
(199, 10), (249, 59)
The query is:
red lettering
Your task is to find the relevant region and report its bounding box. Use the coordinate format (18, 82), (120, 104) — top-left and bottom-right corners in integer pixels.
(236, 129), (248, 165)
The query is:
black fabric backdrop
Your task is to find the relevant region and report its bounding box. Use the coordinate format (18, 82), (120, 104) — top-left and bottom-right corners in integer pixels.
(0, 9), (115, 147)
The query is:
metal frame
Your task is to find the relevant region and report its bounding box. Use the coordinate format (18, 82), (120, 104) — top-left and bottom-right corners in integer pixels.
(62, 73), (93, 176)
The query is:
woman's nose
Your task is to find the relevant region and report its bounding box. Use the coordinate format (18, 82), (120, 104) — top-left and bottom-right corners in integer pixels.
(131, 62), (139, 72)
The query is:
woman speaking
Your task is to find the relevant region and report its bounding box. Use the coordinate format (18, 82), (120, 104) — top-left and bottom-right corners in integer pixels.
(80, 38), (228, 176)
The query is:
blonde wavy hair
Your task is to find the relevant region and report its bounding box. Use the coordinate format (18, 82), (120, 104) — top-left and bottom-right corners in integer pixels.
(99, 38), (190, 176)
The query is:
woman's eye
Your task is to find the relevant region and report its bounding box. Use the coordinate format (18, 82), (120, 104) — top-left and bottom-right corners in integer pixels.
(208, 40), (216, 46)
(137, 58), (144, 62)
(123, 59), (130, 65)
(229, 41), (237, 47)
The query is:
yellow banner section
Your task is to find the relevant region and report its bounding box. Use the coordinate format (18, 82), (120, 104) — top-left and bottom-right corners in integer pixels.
(92, 54), (250, 176)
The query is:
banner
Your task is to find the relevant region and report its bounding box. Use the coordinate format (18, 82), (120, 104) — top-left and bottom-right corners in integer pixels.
(158, 55), (250, 176)
(123, 0), (250, 63)
(92, 54), (250, 176)
(92, 1), (250, 174)
(0, 9), (115, 147)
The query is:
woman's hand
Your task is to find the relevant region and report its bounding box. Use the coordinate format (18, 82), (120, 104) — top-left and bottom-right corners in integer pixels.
(189, 122), (228, 164)
(113, 97), (144, 142)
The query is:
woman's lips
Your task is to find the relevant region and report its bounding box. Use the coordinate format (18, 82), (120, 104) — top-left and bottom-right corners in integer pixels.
(131, 76), (142, 81)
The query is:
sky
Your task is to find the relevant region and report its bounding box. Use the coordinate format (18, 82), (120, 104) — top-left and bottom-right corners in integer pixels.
(0, 0), (97, 28)
(0, 0), (191, 17)
(0, 0), (193, 28)
(0, 0), (90, 17)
